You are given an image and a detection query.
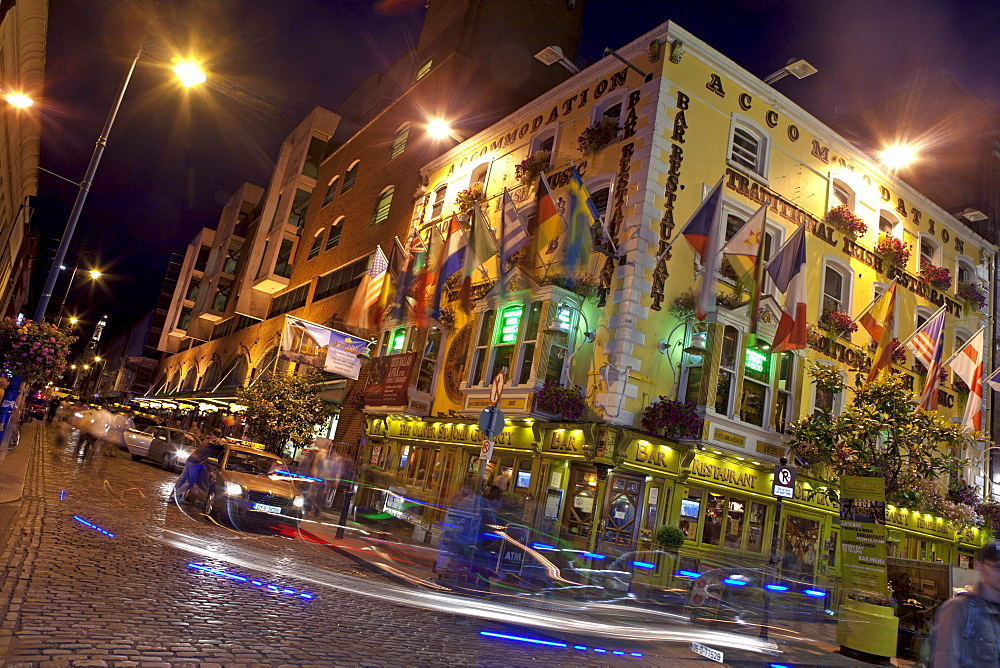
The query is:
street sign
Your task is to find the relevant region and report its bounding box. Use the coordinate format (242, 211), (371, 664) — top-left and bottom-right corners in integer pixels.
(489, 368), (507, 406)
(480, 438), (494, 461)
(773, 464), (796, 499)
(478, 405), (504, 439)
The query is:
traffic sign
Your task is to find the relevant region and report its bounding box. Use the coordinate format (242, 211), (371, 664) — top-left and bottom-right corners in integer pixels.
(489, 368), (507, 406)
(479, 405), (504, 439)
(773, 464), (796, 498)
(480, 438), (494, 461)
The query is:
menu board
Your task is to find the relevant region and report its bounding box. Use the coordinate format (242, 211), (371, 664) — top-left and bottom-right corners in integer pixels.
(839, 476), (888, 599)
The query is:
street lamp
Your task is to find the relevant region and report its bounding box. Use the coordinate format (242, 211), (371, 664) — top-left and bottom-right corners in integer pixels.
(880, 143), (917, 170)
(4, 93), (32, 108)
(763, 58), (818, 85)
(426, 119), (452, 139)
(56, 264), (102, 327)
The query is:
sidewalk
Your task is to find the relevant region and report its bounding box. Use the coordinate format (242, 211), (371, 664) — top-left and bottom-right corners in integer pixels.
(0, 419), (36, 504)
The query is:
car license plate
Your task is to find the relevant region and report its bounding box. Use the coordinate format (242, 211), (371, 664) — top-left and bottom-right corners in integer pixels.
(251, 503), (282, 514)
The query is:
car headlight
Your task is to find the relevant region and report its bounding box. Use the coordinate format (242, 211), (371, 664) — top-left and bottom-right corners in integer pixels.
(176, 450), (190, 460)
(292, 496), (305, 508)
(225, 482), (243, 497)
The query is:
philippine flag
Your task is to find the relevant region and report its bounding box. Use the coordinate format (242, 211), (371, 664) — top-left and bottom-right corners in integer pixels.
(766, 224), (808, 352)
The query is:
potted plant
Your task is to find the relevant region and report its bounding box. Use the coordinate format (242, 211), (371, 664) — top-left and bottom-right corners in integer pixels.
(874, 234), (911, 267)
(515, 150), (552, 187)
(825, 205), (867, 238)
(577, 116), (620, 155)
(919, 259), (952, 290)
(819, 307), (858, 339)
(539, 272), (599, 300)
(655, 524), (685, 551)
(454, 182), (486, 213)
(669, 289), (697, 323)
(640, 397), (702, 439)
(957, 281), (987, 311)
(534, 381), (585, 420)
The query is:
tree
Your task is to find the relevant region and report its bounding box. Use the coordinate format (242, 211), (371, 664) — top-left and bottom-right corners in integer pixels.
(785, 370), (981, 509)
(236, 370), (337, 456)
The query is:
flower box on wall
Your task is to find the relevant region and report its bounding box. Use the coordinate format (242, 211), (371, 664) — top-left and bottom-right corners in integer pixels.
(826, 205), (867, 238)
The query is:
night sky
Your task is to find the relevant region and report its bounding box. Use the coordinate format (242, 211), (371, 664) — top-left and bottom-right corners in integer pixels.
(32, 0), (1000, 347)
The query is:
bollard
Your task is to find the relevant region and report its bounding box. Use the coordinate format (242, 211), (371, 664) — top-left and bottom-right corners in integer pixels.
(335, 490), (353, 539)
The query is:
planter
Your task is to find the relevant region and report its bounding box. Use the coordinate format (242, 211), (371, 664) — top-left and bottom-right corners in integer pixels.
(836, 600), (898, 659)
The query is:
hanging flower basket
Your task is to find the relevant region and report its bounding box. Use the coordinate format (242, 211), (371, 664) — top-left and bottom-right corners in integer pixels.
(0, 318), (75, 383)
(534, 381), (585, 420)
(640, 397), (702, 440)
(957, 281), (987, 311)
(819, 308), (858, 338)
(577, 116), (620, 155)
(669, 289), (697, 323)
(874, 234), (911, 267)
(716, 291), (747, 310)
(515, 151), (552, 187)
(825, 205), (867, 238)
(919, 259), (952, 290)
(977, 501), (1000, 535)
(454, 182), (486, 213)
(888, 338), (907, 366)
(539, 272), (599, 300)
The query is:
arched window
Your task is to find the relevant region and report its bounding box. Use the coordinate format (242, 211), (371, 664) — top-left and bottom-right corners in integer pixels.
(594, 94), (626, 127)
(957, 259), (975, 286)
(728, 116), (769, 177)
(821, 260), (850, 317)
(587, 181), (611, 244)
(326, 216), (344, 250)
(429, 184), (447, 220)
(388, 124), (410, 161)
(181, 368), (197, 392)
(470, 162), (489, 195)
(371, 187), (394, 226)
(831, 180), (855, 209)
(323, 177), (340, 206)
(715, 325), (740, 417)
(879, 209), (900, 237)
(919, 236), (939, 266)
(341, 160), (359, 194)
(308, 229), (325, 260)
(529, 130), (556, 160)
(198, 361), (219, 390)
(219, 356), (249, 389)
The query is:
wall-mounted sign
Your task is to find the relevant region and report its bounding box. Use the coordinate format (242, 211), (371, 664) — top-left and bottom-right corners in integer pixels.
(363, 353), (416, 406)
(280, 316), (367, 380)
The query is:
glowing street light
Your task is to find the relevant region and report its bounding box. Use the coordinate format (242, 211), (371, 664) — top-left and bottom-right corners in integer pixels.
(427, 119), (452, 139)
(5, 93), (33, 108)
(880, 143), (917, 170)
(56, 265), (103, 328)
(172, 59), (207, 88)
(88, 269), (102, 280)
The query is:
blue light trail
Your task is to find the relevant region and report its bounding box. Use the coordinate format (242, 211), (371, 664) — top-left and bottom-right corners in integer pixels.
(479, 631), (642, 657)
(188, 563), (314, 600)
(72, 515), (115, 537)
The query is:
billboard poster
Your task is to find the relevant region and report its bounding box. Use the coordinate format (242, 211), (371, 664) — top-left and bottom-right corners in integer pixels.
(363, 353), (417, 406)
(279, 316), (367, 380)
(839, 476), (888, 599)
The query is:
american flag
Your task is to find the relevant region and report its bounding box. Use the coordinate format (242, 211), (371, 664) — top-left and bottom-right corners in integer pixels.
(344, 246), (389, 333)
(904, 306), (946, 410)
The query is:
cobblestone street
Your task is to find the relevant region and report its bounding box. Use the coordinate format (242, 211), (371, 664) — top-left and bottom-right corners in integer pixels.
(0, 424), (704, 667)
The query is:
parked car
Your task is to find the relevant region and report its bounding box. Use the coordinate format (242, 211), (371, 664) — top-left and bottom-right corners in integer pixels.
(123, 426), (200, 472)
(25, 395), (47, 420)
(186, 441), (304, 527)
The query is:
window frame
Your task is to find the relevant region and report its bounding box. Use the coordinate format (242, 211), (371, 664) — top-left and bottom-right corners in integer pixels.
(820, 257), (852, 321)
(726, 114), (770, 179)
(326, 216), (345, 250)
(387, 123), (410, 161)
(919, 235), (940, 266)
(308, 229), (325, 260)
(831, 179), (855, 210)
(341, 160), (360, 194)
(322, 177), (340, 206)
(371, 187), (395, 226)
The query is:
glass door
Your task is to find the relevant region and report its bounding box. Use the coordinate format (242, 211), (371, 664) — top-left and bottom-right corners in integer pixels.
(601, 474), (644, 547)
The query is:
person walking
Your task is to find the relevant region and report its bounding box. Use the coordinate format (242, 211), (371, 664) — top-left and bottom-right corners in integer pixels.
(46, 396), (61, 423)
(170, 433), (224, 504)
(928, 540), (1000, 667)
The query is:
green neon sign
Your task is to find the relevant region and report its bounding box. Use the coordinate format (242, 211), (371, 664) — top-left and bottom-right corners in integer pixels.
(496, 304), (524, 344)
(388, 328), (406, 354)
(745, 348), (768, 374)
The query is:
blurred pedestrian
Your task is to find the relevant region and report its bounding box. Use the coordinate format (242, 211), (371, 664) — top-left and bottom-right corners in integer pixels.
(928, 540), (1000, 667)
(171, 431), (224, 504)
(46, 396), (61, 423)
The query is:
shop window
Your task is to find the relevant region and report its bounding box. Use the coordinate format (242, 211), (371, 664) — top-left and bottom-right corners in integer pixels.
(323, 177), (340, 206)
(341, 161), (359, 194)
(429, 184), (447, 220)
(564, 468), (598, 538)
(681, 325), (707, 405)
(469, 310), (496, 386)
(307, 229), (324, 260)
(387, 124), (410, 161)
(747, 502), (766, 553)
(728, 117), (769, 177)
(385, 327), (407, 356)
(371, 187), (394, 226)
(326, 216), (344, 250)
(740, 341), (771, 427)
(780, 514), (820, 578)
(641, 485), (667, 543)
(773, 352), (794, 433)
(680, 488), (702, 540)
(715, 325), (739, 416)
(516, 302), (543, 385)
(701, 492), (725, 546)
(724, 497), (747, 549)
(401, 445), (438, 490)
(416, 327), (442, 393)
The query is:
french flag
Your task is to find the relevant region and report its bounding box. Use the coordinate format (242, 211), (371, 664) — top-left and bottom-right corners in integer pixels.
(433, 215), (467, 314)
(679, 179), (724, 320)
(766, 224), (808, 352)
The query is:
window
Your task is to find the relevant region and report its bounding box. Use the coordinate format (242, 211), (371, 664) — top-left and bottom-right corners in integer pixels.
(470, 163), (489, 195)
(326, 216), (344, 250)
(185, 278), (200, 302)
(308, 230), (324, 260)
(341, 161), (359, 194)
(600, 101), (622, 127)
(177, 306), (193, 331)
(416, 328), (442, 393)
(564, 467), (599, 538)
(728, 118), (768, 176)
(679, 487), (702, 540)
(385, 327), (407, 355)
(724, 213), (746, 242)
(813, 363), (843, 414)
(681, 325), (707, 404)
(879, 209), (899, 236)
(773, 352), (794, 433)
(222, 240), (242, 275)
(740, 342), (771, 427)
(715, 326), (739, 416)
(194, 245), (211, 272)
(702, 492), (724, 546)
(274, 238), (294, 278)
(199, 362), (219, 390)
(822, 263), (848, 316)
(919, 237), (938, 265)
(957, 260), (974, 286)
(492, 304), (524, 381)
(313, 255), (369, 302)
(371, 188), (394, 226)
(302, 136), (326, 179)
(832, 182), (852, 208)
(267, 283), (310, 318)
(323, 177), (340, 206)
(516, 302), (543, 385)
(530, 130), (556, 160)
(429, 185), (447, 220)
(589, 185), (611, 244)
(388, 124), (409, 161)
(414, 58), (432, 82)
(212, 278), (232, 312)
(287, 188), (311, 228)
(219, 356), (249, 389)
(469, 310), (496, 386)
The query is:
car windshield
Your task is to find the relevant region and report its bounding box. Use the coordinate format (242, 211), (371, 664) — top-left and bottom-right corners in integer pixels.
(224, 450), (283, 475)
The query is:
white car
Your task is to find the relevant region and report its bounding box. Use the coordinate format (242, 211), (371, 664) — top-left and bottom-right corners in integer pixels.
(123, 426), (200, 472)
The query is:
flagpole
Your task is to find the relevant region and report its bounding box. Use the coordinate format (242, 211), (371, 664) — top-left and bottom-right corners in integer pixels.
(898, 304), (948, 348)
(746, 205), (769, 343)
(537, 174), (567, 274)
(852, 279), (898, 324)
(569, 159), (619, 257)
(655, 177), (725, 266)
(941, 326), (987, 369)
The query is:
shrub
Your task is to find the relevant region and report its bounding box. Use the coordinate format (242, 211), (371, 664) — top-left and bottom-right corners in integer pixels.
(655, 524), (685, 550)
(535, 381), (585, 420)
(948, 479), (981, 507)
(641, 397), (702, 439)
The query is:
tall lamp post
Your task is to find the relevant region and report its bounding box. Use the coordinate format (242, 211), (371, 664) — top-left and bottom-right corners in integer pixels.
(55, 265), (101, 327)
(0, 36), (205, 447)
